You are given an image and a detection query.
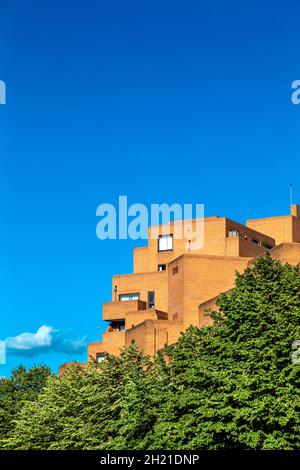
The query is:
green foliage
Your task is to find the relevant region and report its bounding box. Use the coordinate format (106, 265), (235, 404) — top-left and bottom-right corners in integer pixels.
(3, 349), (156, 450)
(2, 255), (300, 449)
(150, 255), (300, 449)
(0, 364), (52, 447)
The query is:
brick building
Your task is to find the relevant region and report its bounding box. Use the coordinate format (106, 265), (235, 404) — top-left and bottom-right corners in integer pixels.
(87, 204), (300, 361)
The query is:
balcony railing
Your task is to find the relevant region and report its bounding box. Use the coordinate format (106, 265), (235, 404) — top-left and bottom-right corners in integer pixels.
(102, 299), (147, 321)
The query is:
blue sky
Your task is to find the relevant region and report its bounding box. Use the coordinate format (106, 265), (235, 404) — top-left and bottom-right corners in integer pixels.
(0, 0), (300, 375)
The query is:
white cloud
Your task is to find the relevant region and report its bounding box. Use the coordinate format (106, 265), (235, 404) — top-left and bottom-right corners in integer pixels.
(4, 325), (86, 357)
(5, 325), (53, 351)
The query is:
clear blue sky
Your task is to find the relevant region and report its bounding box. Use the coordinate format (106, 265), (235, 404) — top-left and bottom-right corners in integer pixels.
(0, 0), (300, 375)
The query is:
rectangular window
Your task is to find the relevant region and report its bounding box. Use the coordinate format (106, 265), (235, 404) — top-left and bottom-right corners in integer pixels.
(148, 291), (155, 309)
(264, 244), (273, 250)
(96, 352), (106, 362)
(158, 264), (166, 271)
(158, 234), (173, 252)
(119, 293), (140, 301)
(228, 229), (239, 237)
(111, 321), (125, 331)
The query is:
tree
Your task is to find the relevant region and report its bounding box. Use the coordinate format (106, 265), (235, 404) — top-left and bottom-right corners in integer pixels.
(149, 255), (300, 449)
(4, 255), (300, 450)
(6, 348), (158, 450)
(0, 364), (52, 448)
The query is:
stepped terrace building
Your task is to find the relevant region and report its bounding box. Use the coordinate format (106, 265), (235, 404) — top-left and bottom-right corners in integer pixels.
(87, 204), (300, 361)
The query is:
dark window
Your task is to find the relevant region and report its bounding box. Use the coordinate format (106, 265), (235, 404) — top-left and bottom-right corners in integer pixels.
(252, 239), (259, 245)
(111, 321), (125, 331)
(158, 234), (173, 252)
(260, 241), (273, 250)
(148, 291), (155, 309)
(158, 264), (166, 271)
(172, 266), (179, 275)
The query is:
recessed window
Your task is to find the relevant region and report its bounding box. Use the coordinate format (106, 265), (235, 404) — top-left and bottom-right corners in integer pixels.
(228, 229), (239, 237)
(264, 244), (273, 250)
(252, 239), (259, 245)
(111, 321), (125, 331)
(158, 264), (166, 271)
(172, 266), (178, 275)
(96, 352), (106, 362)
(158, 234), (173, 252)
(148, 291), (155, 309)
(119, 293), (140, 301)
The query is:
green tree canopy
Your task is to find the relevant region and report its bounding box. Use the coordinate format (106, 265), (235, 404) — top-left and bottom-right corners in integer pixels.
(0, 364), (52, 447)
(2, 255), (300, 450)
(150, 255), (300, 449)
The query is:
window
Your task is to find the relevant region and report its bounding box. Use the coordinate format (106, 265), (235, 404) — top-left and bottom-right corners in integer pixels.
(148, 291), (155, 308)
(111, 321), (125, 331)
(158, 264), (166, 271)
(96, 352), (105, 362)
(172, 266), (178, 275)
(259, 241), (273, 250)
(119, 293), (140, 301)
(158, 234), (173, 252)
(264, 244), (273, 250)
(228, 229), (239, 237)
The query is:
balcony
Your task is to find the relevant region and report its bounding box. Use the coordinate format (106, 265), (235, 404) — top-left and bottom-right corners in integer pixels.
(125, 308), (168, 330)
(102, 299), (147, 321)
(88, 327), (126, 358)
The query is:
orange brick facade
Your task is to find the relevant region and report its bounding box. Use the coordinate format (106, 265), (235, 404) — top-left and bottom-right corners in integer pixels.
(76, 205), (300, 367)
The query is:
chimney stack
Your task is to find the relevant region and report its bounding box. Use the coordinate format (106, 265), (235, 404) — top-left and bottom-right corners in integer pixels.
(291, 204), (300, 219)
